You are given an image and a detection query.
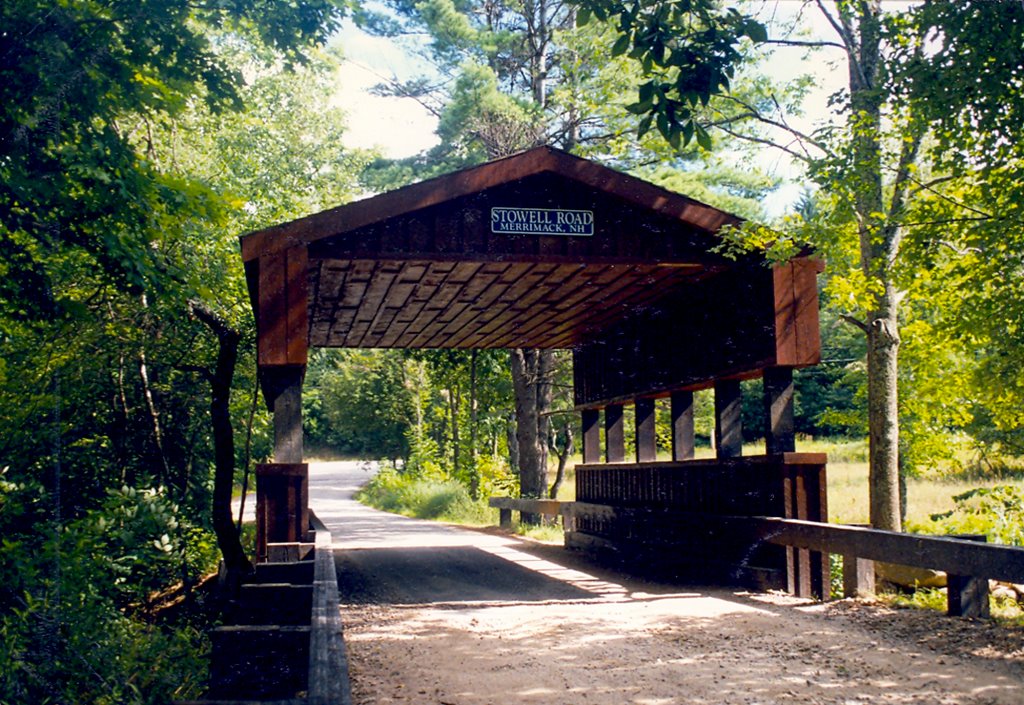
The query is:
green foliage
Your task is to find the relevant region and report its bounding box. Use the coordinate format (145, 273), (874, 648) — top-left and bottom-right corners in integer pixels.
(357, 465), (496, 524)
(0, 0), (347, 318)
(0, 475), (217, 704)
(1, 2), (364, 700)
(929, 486), (1024, 547)
(306, 349), (413, 459)
(882, 586), (948, 614)
(574, 0), (765, 148)
(516, 522), (564, 543)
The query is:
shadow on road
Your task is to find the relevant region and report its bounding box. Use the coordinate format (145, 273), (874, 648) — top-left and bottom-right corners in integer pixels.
(336, 545), (596, 605)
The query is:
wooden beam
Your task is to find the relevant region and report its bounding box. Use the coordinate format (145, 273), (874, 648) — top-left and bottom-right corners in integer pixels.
(635, 398), (656, 462)
(764, 366), (795, 454)
(581, 409), (601, 464)
(258, 248), (308, 367)
(670, 391), (695, 461)
(605, 404), (625, 463)
(566, 504), (1024, 584)
(714, 380), (742, 458)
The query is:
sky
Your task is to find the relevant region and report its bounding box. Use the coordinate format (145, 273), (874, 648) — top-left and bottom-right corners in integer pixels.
(330, 23), (440, 159)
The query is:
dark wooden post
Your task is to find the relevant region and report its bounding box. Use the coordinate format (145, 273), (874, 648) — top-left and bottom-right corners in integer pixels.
(605, 403), (625, 463)
(262, 365), (306, 463)
(635, 398), (656, 462)
(714, 380), (742, 458)
(764, 366), (795, 455)
(255, 462), (309, 563)
(783, 461), (829, 599)
(670, 391), (695, 461)
(275, 371), (304, 463)
(581, 408), (601, 464)
(947, 535), (990, 618)
(843, 553), (875, 599)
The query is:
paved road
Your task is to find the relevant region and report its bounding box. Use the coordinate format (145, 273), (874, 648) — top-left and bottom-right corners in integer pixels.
(308, 460), (623, 606)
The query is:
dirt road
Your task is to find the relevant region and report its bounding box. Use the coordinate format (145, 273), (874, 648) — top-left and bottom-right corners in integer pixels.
(310, 461), (1023, 705)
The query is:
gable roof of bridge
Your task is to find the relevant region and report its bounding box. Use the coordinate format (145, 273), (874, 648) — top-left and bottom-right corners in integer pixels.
(240, 146), (801, 355)
(240, 146), (739, 263)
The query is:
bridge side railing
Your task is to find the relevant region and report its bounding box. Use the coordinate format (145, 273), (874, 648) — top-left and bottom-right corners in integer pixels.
(488, 496), (572, 529)
(307, 510), (353, 705)
(567, 502), (1024, 619)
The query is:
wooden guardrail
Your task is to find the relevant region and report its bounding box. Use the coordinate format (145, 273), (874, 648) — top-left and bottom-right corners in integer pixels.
(307, 511), (353, 705)
(179, 511), (352, 705)
(488, 497), (572, 528)
(565, 502), (1024, 619)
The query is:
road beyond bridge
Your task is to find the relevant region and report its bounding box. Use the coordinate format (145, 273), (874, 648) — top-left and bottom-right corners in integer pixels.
(309, 461), (1023, 705)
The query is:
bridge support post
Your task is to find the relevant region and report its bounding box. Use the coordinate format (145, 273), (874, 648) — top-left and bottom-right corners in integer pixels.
(714, 380), (743, 458)
(581, 408), (601, 464)
(257, 363), (307, 562)
(764, 366), (795, 454)
(605, 404), (625, 463)
(635, 398), (656, 462)
(671, 391), (695, 461)
(255, 462), (309, 564)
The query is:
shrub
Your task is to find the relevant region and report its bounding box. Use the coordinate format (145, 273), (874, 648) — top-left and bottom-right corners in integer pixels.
(0, 477), (214, 704)
(357, 466), (497, 525)
(929, 485), (1024, 546)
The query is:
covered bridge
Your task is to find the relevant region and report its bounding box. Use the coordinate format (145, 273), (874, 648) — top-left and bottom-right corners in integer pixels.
(241, 146), (827, 596)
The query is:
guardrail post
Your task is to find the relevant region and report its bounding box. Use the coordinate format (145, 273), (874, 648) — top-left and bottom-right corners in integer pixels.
(499, 507), (513, 529)
(947, 534), (990, 618)
(842, 554), (875, 598)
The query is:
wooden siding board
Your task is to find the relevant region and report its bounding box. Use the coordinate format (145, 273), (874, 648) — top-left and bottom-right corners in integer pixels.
(794, 258), (823, 365)
(573, 265), (781, 407)
(258, 252), (287, 366)
(285, 247), (308, 364)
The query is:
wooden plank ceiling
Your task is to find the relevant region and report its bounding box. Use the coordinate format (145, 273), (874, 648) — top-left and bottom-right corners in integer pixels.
(309, 258), (706, 349)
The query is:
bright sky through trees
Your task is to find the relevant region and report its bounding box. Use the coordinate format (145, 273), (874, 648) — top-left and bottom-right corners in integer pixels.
(330, 1), (870, 213)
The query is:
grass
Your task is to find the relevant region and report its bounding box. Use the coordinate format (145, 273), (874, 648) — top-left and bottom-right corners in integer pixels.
(356, 466), (499, 525)
(818, 442), (1024, 527)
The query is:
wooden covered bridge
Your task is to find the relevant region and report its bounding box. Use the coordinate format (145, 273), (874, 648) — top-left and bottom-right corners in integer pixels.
(197, 146), (1024, 703)
(240, 145), (828, 595)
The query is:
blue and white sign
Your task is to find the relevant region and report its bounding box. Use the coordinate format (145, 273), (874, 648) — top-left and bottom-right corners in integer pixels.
(491, 207), (594, 236)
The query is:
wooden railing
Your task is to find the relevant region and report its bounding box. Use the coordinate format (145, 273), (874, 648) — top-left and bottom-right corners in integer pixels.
(488, 496), (572, 528)
(307, 511), (353, 705)
(181, 510), (351, 705)
(567, 502), (1024, 618)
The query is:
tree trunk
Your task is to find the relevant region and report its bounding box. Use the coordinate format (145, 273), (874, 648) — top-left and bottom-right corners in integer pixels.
(189, 301), (252, 590)
(510, 348), (552, 524)
(548, 422), (573, 500)
(867, 286), (902, 531)
(447, 385), (461, 480)
(842, 1), (904, 530)
(469, 350), (480, 500)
